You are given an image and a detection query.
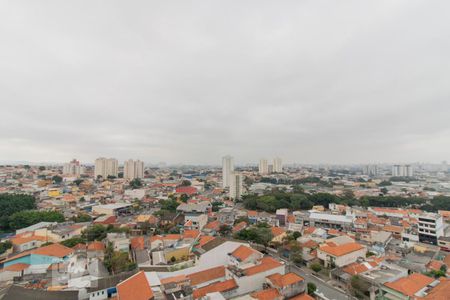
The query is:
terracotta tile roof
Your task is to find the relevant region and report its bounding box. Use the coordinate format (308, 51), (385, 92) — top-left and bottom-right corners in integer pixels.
(343, 261), (378, 275)
(301, 240), (318, 249)
(160, 274), (188, 285)
(193, 279), (238, 299)
(287, 215), (296, 224)
(131, 237), (145, 250)
(427, 260), (444, 272)
(197, 235), (215, 248)
(232, 221), (247, 233)
(187, 266), (225, 286)
(244, 257), (283, 276)
(289, 293), (315, 300)
(117, 271), (153, 300)
(175, 186), (198, 195)
(384, 273), (435, 297)
(183, 230), (200, 240)
(2, 263), (30, 272)
(204, 220), (221, 231)
(303, 227), (316, 235)
(73, 243), (87, 250)
(251, 288), (281, 300)
(319, 242), (365, 257)
(230, 245), (260, 262)
(4, 243), (73, 263)
(248, 210), (258, 217)
(383, 225), (403, 234)
(11, 234), (47, 245)
(162, 234), (182, 241)
(271, 227), (286, 237)
(422, 278), (450, 300)
(267, 272), (304, 288)
(88, 241), (105, 251)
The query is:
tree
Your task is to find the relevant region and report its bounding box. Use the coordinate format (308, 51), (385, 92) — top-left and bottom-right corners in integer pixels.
(82, 224), (108, 241)
(8, 210), (65, 230)
(60, 237), (85, 248)
(39, 166), (46, 171)
(380, 187), (388, 195)
(160, 199), (179, 211)
(52, 175), (63, 184)
(307, 283), (317, 295)
(103, 242), (137, 274)
(180, 180), (191, 186)
(72, 213), (92, 222)
(73, 179), (84, 186)
(311, 263), (322, 273)
(0, 241), (12, 255)
(180, 194), (189, 203)
(129, 178), (143, 189)
(219, 225), (232, 236)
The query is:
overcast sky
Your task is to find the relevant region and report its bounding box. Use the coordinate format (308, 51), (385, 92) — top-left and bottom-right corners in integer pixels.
(1, 1), (449, 165)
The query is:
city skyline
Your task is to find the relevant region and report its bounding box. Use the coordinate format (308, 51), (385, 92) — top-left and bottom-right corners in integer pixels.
(1, 1), (450, 165)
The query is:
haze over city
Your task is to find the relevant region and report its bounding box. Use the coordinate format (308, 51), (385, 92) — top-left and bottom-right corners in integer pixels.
(1, 1), (450, 164)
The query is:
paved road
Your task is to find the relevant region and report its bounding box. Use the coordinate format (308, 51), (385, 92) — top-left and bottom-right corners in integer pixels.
(289, 264), (352, 300)
(269, 253), (352, 300)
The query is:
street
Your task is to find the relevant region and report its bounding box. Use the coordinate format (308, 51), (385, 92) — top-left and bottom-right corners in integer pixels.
(266, 251), (353, 300)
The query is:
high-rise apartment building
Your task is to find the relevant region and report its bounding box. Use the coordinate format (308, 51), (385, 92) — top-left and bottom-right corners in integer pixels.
(229, 172), (243, 200)
(273, 157), (283, 173)
(259, 158), (268, 175)
(222, 155), (234, 188)
(392, 164), (413, 177)
(124, 159), (144, 180)
(95, 157), (118, 178)
(363, 165), (378, 177)
(63, 159), (83, 176)
(418, 213), (444, 245)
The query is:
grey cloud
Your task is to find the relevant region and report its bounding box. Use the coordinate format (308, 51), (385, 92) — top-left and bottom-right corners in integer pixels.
(1, 0), (450, 165)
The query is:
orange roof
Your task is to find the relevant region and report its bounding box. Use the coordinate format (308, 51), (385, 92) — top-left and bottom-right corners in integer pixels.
(251, 288), (281, 300)
(267, 272), (304, 288)
(160, 274), (188, 285)
(2, 263), (30, 272)
(248, 210), (258, 217)
(183, 229), (200, 239)
(384, 273), (435, 297)
(232, 221), (247, 233)
(204, 220), (221, 230)
(11, 234), (47, 245)
(427, 260), (444, 272)
(343, 261), (378, 275)
(162, 234), (182, 241)
(301, 240), (318, 249)
(383, 225), (403, 234)
(422, 278), (450, 300)
(290, 293), (315, 300)
(117, 271), (153, 300)
(230, 245), (260, 262)
(303, 227), (316, 235)
(187, 266), (225, 286)
(319, 242), (365, 257)
(197, 235), (215, 248)
(193, 279), (237, 299)
(131, 237), (145, 250)
(4, 243), (73, 263)
(271, 227), (286, 237)
(244, 257), (283, 276)
(88, 241), (105, 251)
(287, 215), (296, 223)
(73, 243), (87, 250)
